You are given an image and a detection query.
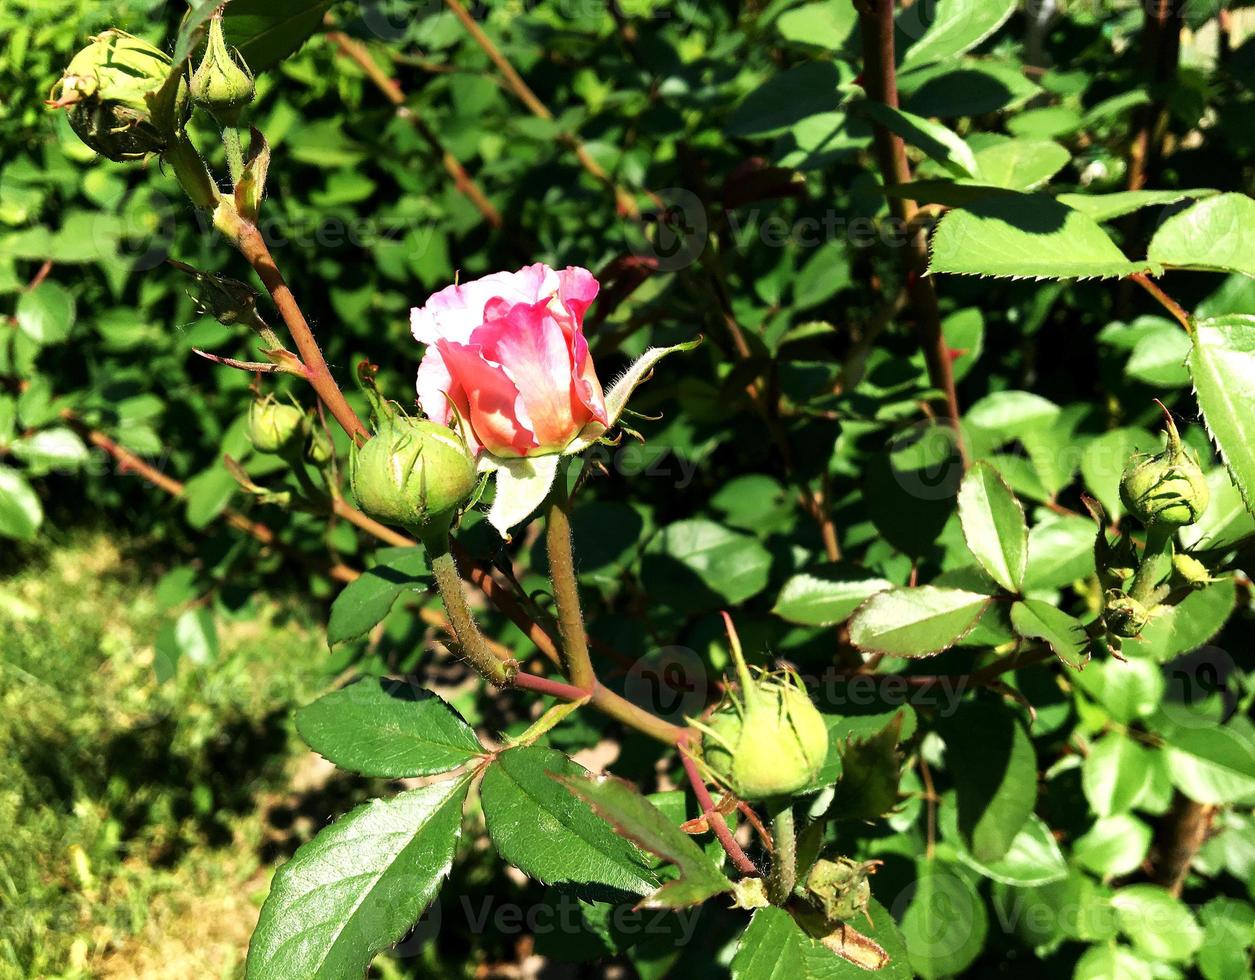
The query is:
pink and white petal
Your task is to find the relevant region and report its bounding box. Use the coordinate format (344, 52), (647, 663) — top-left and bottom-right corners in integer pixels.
(472, 302), (581, 451)
(411, 265), (561, 345)
(435, 339), (538, 457)
(569, 326), (608, 425)
(556, 266), (599, 325)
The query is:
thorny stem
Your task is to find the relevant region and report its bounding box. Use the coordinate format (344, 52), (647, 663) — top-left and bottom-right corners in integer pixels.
(545, 459), (596, 692)
(768, 805), (797, 905)
(425, 532), (516, 686)
(1131, 273), (1193, 335)
(854, 0), (965, 446)
(679, 741), (760, 876)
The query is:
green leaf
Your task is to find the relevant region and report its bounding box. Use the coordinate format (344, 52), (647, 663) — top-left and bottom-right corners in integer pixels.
(486, 453), (560, 539)
(969, 138), (1070, 191)
(1073, 944), (1156, 980)
(1072, 657), (1163, 724)
(1022, 514), (1096, 591)
(246, 775), (470, 979)
(296, 679), (482, 778)
(772, 564), (893, 627)
(183, 463), (237, 530)
(326, 548), (429, 646)
(481, 746), (659, 899)
(1126, 321), (1191, 386)
(946, 810), (1067, 887)
(938, 697), (1037, 862)
(10, 428), (89, 473)
(225, 0), (335, 73)
(15, 281), (75, 344)
(726, 63), (847, 139)
(732, 903), (912, 979)
(848, 586), (990, 658)
(899, 0), (1017, 67)
(1162, 725), (1255, 805)
(0, 465), (42, 541)
(957, 462), (1027, 592)
(1082, 732), (1151, 817)
(1190, 314), (1255, 515)
(897, 860), (987, 979)
(1111, 884), (1204, 962)
(649, 518), (772, 607)
(1198, 898), (1255, 980)
(928, 194), (1155, 280)
(855, 101), (979, 178)
(1057, 189), (1218, 223)
(1148, 193), (1255, 276)
(553, 771), (732, 909)
(1073, 814), (1153, 878)
(1179, 467), (1255, 551)
(1010, 599), (1089, 669)
(1134, 577), (1236, 662)
(776, 2), (858, 50)
(826, 712), (903, 821)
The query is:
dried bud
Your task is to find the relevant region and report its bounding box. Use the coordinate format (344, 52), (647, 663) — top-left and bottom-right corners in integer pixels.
(801, 857), (879, 924)
(189, 15), (255, 125)
(349, 414), (477, 537)
(1103, 589), (1151, 639)
(1120, 413), (1209, 528)
(248, 396), (304, 454)
(692, 617), (827, 801)
(48, 30), (189, 161)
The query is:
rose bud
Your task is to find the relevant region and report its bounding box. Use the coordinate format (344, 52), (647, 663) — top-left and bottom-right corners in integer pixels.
(411, 263), (607, 459)
(47, 30), (189, 161)
(1171, 553), (1212, 589)
(1103, 589), (1151, 638)
(305, 424), (334, 466)
(1120, 413), (1209, 528)
(190, 15), (255, 125)
(349, 414), (477, 540)
(801, 857), (880, 924)
(691, 617), (827, 801)
(247, 396), (304, 454)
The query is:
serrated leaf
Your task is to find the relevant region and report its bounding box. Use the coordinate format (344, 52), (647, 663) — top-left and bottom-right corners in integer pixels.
(772, 564), (894, 626)
(848, 586), (990, 657)
(649, 518), (773, 607)
(486, 453), (560, 538)
(938, 697), (1036, 862)
(296, 679), (482, 778)
(326, 547), (429, 646)
(1189, 315), (1255, 515)
(957, 462), (1027, 592)
(482, 746), (659, 900)
(929, 193), (1155, 280)
(1162, 725), (1255, 805)
(1010, 599), (1090, 669)
(732, 902), (912, 979)
(0, 465), (42, 541)
(246, 775), (470, 979)
(225, 0), (335, 73)
(899, 0), (1016, 67)
(855, 101), (979, 178)
(1082, 733), (1151, 817)
(1148, 193), (1255, 277)
(553, 771), (732, 909)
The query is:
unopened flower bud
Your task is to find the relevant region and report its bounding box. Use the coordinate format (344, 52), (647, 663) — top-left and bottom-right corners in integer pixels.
(190, 16), (255, 125)
(1171, 553), (1212, 589)
(1120, 413), (1209, 528)
(692, 618), (827, 801)
(248, 396), (304, 454)
(305, 424), (334, 465)
(1104, 589), (1151, 638)
(48, 30), (189, 161)
(801, 857), (879, 924)
(349, 414), (477, 537)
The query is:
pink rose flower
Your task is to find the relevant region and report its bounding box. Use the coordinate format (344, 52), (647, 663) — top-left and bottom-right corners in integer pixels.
(412, 263), (608, 459)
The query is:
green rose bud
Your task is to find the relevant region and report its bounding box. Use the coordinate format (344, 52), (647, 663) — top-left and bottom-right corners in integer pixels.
(800, 857), (880, 924)
(1119, 413), (1209, 528)
(1103, 589), (1151, 638)
(48, 30), (189, 161)
(189, 15), (255, 125)
(692, 617), (827, 801)
(1171, 553), (1212, 589)
(305, 424), (334, 465)
(349, 414), (477, 538)
(248, 396), (304, 454)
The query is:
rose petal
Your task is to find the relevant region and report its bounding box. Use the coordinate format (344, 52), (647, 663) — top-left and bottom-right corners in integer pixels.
(411, 265), (556, 345)
(435, 339), (538, 457)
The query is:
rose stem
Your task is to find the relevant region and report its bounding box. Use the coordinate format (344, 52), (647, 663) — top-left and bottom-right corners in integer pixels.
(768, 805), (797, 905)
(1130, 273), (1193, 335)
(545, 458), (596, 692)
(679, 742), (760, 876)
(423, 530), (516, 685)
(853, 0), (964, 446)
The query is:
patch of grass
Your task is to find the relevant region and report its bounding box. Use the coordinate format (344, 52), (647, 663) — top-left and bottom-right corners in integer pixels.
(0, 531), (331, 978)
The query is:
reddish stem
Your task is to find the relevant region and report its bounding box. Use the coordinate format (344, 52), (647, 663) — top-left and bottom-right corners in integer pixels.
(679, 741), (760, 877)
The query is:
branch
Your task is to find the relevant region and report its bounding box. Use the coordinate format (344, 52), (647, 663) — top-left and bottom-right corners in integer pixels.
(1130, 273), (1193, 335)
(1149, 793), (1215, 896)
(855, 0), (964, 441)
(679, 740), (760, 876)
(545, 460), (596, 692)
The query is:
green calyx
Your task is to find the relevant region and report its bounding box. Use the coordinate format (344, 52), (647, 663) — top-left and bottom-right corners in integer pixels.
(247, 395), (304, 454)
(798, 857), (879, 925)
(49, 30), (189, 161)
(349, 413), (477, 540)
(1103, 589), (1151, 639)
(190, 15), (255, 124)
(691, 618), (827, 801)
(1119, 412), (1209, 528)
